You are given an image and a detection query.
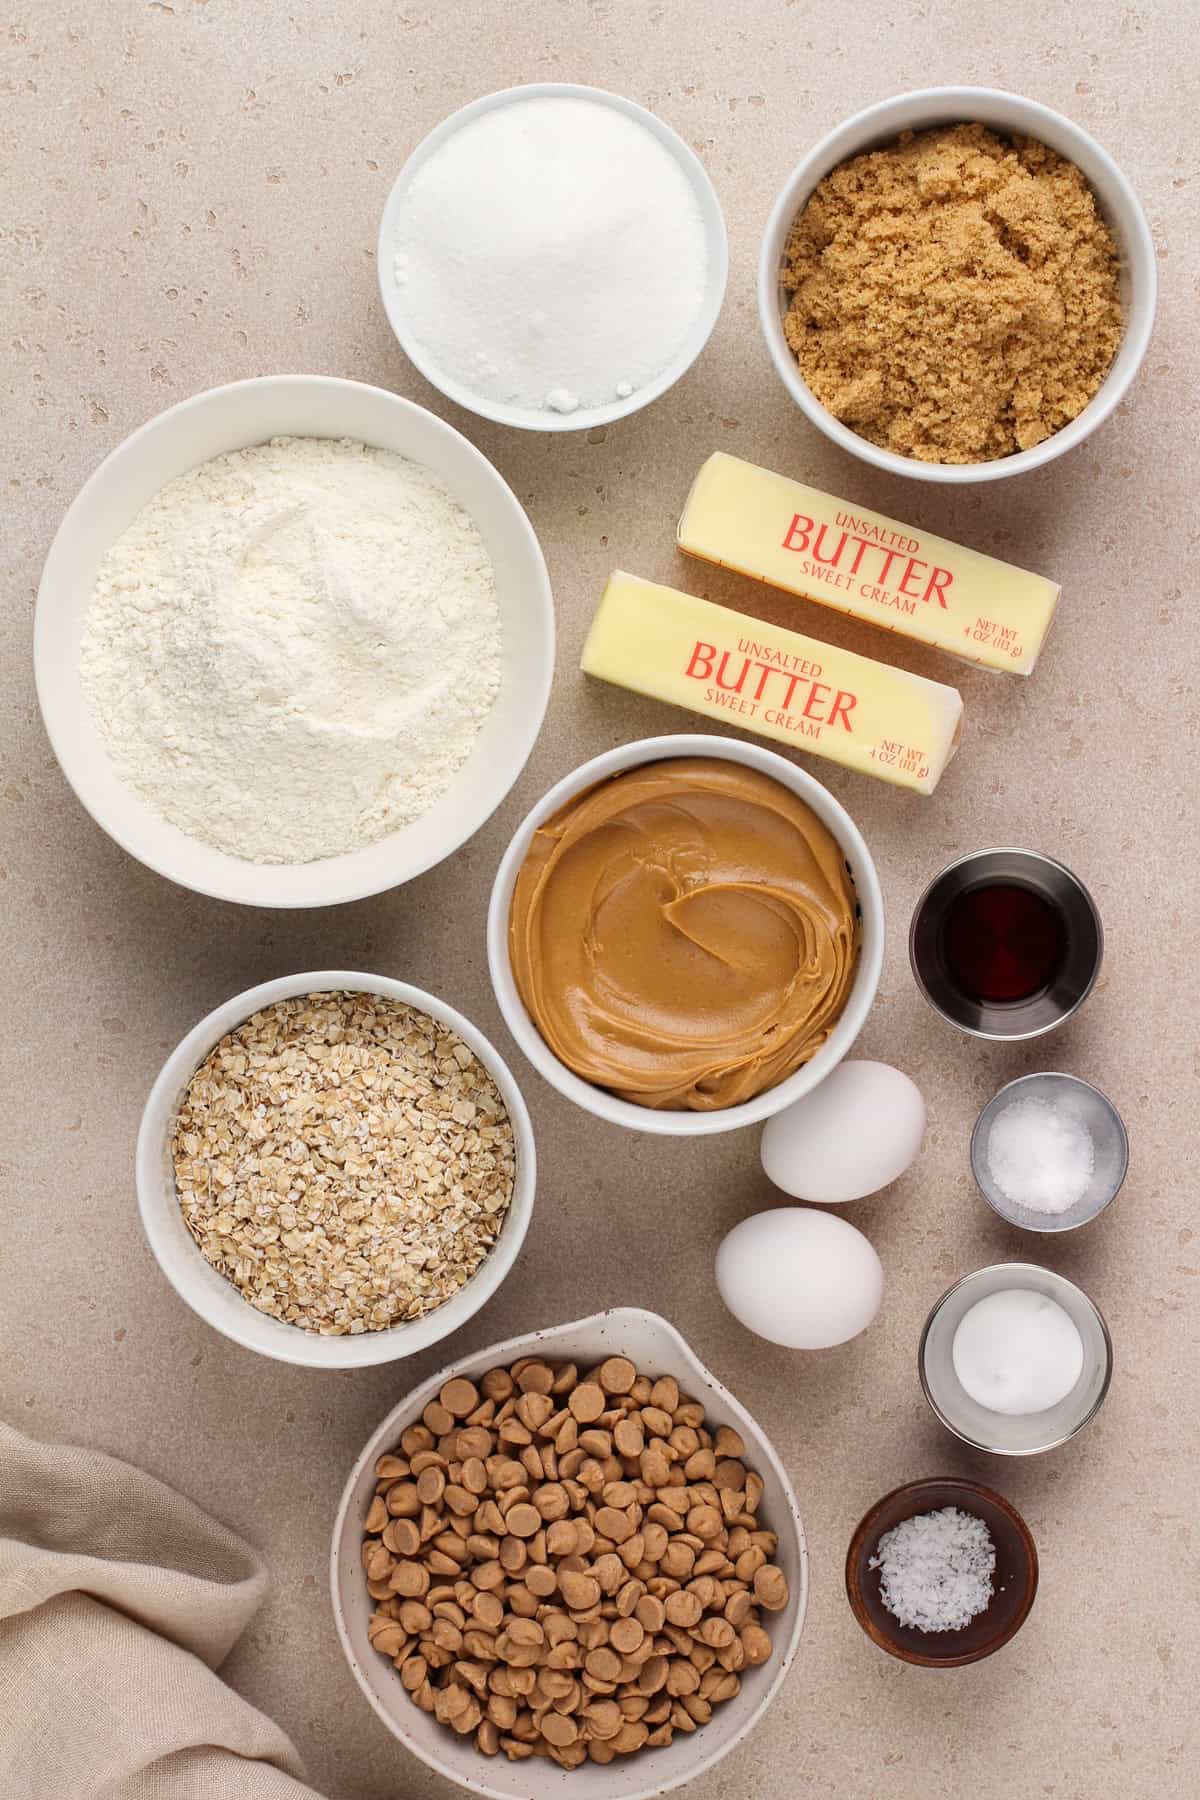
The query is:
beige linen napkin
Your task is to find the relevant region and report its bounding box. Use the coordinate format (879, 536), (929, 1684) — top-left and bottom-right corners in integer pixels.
(0, 1420), (325, 1799)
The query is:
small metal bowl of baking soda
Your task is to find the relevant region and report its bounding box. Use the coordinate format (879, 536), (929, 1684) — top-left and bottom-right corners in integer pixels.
(918, 1262), (1114, 1456)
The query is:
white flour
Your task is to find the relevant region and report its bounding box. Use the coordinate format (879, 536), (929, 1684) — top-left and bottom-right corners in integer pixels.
(80, 436), (502, 864)
(389, 96), (709, 413)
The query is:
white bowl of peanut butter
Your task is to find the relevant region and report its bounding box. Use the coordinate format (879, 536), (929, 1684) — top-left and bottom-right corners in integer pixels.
(487, 734), (883, 1136)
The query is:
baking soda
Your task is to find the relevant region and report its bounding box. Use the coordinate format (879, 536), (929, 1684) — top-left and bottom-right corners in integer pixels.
(389, 95), (709, 413)
(952, 1288), (1085, 1416)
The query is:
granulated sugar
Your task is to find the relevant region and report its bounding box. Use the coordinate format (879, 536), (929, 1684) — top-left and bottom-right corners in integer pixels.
(869, 1506), (995, 1632)
(389, 95), (709, 414)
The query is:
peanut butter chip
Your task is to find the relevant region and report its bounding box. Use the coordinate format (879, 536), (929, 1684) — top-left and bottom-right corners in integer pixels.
(595, 1506), (633, 1544)
(473, 1592), (504, 1630)
(665, 1589), (704, 1628)
(637, 1655), (669, 1695)
(585, 1699), (623, 1739)
(383, 1519), (420, 1557)
(610, 1617), (645, 1655)
(441, 1378), (479, 1418)
(613, 1418), (644, 1458)
(392, 1561), (429, 1598)
(567, 1383), (606, 1423)
(416, 1467), (445, 1506)
(687, 1505), (723, 1540)
(597, 1356), (637, 1395)
(560, 1570), (601, 1612)
(546, 1520), (578, 1557)
(534, 1482), (569, 1521)
(541, 1711), (578, 1748)
(636, 1595), (666, 1633)
(461, 1458), (487, 1495)
(754, 1564), (789, 1611)
(505, 1504), (541, 1539)
(585, 1647), (623, 1683)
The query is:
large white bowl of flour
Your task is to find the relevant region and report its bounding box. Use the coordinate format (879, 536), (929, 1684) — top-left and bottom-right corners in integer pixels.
(35, 375), (554, 906)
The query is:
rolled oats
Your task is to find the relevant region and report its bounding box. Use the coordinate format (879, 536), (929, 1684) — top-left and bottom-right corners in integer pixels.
(172, 991), (515, 1334)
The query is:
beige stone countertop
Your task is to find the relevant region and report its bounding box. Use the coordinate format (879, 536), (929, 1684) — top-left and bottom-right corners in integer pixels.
(3, 3), (1198, 1795)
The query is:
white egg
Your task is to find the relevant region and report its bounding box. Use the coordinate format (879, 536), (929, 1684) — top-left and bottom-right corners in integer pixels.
(760, 1060), (926, 1204)
(715, 1207), (884, 1349)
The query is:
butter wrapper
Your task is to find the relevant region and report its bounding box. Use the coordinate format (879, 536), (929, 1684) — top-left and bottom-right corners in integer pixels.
(677, 452), (1059, 674)
(582, 571), (963, 795)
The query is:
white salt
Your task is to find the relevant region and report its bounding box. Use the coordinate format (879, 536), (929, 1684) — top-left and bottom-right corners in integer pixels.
(869, 1507), (995, 1633)
(389, 95), (709, 413)
(986, 1095), (1095, 1215)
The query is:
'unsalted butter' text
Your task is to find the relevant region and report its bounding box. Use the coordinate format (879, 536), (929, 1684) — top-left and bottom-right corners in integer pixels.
(781, 514), (953, 609)
(684, 639), (856, 730)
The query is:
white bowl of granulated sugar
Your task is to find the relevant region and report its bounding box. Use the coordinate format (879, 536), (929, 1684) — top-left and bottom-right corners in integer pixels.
(378, 84), (729, 431)
(34, 375), (554, 907)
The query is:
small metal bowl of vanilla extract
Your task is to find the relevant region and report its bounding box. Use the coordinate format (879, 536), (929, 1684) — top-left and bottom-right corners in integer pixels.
(908, 847), (1103, 1041)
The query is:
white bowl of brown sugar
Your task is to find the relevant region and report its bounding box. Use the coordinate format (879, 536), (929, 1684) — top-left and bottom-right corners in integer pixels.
(136, 971), (535, 1368)
(758, 87), (1156, 482)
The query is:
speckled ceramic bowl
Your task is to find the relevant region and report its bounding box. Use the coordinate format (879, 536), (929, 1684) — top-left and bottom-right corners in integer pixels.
(332, 1308), (808, 1798)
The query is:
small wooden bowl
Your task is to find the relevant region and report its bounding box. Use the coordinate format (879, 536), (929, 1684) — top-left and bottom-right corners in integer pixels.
(845, 1478), (1038, 1667)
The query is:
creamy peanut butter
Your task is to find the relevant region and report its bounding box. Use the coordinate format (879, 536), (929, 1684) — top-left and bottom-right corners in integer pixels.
(508, 756), (860, 1111)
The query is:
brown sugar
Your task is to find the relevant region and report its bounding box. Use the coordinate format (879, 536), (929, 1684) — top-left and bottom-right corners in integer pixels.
(781, 123), (1124, 464)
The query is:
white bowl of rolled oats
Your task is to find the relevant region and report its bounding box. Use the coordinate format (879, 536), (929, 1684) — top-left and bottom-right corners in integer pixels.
(136, 971), (535, 1367)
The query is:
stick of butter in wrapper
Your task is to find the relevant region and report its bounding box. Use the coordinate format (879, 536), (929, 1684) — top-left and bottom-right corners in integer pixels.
(581, 571), (963, 795)
(677, 452), (1059, 675)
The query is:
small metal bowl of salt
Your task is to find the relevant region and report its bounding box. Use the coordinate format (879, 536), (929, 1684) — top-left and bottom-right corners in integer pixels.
(970, 1071), (1129, 1233)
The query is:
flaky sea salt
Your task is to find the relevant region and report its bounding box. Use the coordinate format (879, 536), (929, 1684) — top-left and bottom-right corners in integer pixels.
(869, 1507), (995, 1632)
(986, 1096), (1095, 1215)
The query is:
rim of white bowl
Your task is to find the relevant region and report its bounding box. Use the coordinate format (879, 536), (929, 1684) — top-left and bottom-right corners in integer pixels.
(377, 83), (730, 432)
(34, 374), (554, 908)
(486, 733), (885, 1136)
(135, 970), (536, 1368)
(330, 1306), (809, 1799)
(757, 86), (1158, 483)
